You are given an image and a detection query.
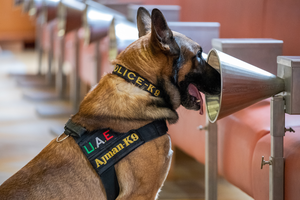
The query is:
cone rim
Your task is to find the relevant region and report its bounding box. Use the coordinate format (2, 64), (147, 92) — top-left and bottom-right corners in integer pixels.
(205, 48), (223, 123)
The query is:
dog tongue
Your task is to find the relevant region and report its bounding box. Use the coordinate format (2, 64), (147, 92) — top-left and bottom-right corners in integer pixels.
(188, 84), (204, 115)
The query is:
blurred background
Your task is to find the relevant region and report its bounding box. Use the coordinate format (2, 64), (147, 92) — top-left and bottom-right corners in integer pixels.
(0, 0), (299, 199)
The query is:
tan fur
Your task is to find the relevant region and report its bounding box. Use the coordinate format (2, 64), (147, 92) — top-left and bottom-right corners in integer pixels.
(0, 8), (206, 200)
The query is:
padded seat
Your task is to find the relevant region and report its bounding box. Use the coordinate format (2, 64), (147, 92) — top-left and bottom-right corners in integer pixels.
(169, 99), (300, 199)
(217, 99), (272, 196)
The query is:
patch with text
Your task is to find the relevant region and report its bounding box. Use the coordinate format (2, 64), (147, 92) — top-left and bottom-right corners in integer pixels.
(113, 64), (163, 98)
(78, 129), (143, 175)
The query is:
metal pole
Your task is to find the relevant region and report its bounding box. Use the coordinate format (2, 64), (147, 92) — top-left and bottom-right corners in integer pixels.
(46, 24), (54, 84)
(95, 40), (101, 84)
(56, 35), (65, 99)
(36, 16), (43, 75)
(205, 119), (218, 200)
(72, 31), (80, 111)
(270, 95), (285, 200)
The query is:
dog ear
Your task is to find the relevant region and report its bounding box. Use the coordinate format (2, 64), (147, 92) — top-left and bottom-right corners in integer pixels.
(151, 9), (180, 56)
(137, 7), (151, 38)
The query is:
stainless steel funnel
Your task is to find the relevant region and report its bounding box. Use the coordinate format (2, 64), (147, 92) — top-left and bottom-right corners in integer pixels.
(57, 0), (86, 37)
(108, 17), (138, 61)
(82, 0), (126, 45)
(205, 49), (285, 123)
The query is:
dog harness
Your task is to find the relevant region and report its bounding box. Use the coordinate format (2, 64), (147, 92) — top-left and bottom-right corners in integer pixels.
(64, 119), (168, 200)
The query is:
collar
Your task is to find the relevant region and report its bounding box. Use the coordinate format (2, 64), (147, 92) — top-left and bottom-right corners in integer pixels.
(112, 64), (163, 98)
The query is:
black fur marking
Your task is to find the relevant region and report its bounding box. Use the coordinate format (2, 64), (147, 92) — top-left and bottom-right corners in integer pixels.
(156, 78), (177, 111)
(171, 55), (183, 86)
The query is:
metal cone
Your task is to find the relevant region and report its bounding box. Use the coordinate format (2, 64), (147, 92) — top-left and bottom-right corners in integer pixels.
(205, 49), (285, 123)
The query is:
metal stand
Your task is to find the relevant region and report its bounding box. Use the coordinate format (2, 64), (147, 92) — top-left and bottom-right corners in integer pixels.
(205, 119), (218, 200)
(9, 11), (39, 78)
(22, 57), (56, 100)
(56, 36), (66, 99)
(71, 31), (81, 111)
(21, 23), (56, 101)
(270, 95), (285, 200)
(48, 32), (81, 135)
(94, 40), (101, 86)
(36, 35), (75, 117)
(261, 95), (285, 200)
(16, 17), (55, 88)
(16, 37), (54, 87)
(11, 17), (44, 79)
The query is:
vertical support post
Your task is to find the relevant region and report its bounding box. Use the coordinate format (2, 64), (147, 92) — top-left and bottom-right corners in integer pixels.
(270, 95), (285, 200)
(56, 35), (65, 99)
(205, 118), (218, 200)
(72, 31), (80, 111)
(36, 16), (43, 75)
(46, 24), (54, 84)
(95, 40), (101, 84)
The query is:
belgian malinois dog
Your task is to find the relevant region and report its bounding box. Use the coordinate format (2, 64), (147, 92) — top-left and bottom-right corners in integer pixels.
(0, 7), (220, 200)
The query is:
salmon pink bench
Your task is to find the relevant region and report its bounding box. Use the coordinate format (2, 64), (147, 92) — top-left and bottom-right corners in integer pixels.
(168, 44), (300, 200)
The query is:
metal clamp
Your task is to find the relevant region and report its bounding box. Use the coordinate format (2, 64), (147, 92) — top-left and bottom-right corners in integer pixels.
(198, 125), (208, 131)
(261, 156), (272, 169)
(285, 127), (295, 133)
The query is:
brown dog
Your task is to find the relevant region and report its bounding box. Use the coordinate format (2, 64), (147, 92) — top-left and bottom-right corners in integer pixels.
(0, 7), (220, 200)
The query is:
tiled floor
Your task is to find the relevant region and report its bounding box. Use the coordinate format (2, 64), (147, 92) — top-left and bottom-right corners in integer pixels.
(0, 50), (253, 200)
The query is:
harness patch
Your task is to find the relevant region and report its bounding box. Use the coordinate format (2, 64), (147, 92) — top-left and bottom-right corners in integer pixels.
(77, 129), (144, 175)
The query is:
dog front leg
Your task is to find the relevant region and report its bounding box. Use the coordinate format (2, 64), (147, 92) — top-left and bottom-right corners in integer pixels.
(115, 135), (173, 200)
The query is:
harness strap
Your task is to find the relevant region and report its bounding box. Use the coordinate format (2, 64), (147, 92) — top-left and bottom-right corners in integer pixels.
(64, 119), (168, 200)
(101, 166), (119, 200)
(64, 119), (86, 138)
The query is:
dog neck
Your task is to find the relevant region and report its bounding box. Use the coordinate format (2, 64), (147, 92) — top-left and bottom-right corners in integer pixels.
(72, 74), (179, 133)
(72, 36), (181, 132)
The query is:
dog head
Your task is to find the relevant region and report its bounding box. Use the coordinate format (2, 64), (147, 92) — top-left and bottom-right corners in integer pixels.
(113, 7), (220, 116)
(135, 7), (221, 114)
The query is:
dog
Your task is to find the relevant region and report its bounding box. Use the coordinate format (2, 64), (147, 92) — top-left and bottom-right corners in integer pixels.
(0, 7), (220, 200)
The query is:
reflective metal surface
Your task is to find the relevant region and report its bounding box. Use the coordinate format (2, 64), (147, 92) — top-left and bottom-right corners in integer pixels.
(127, 5), (180, 23)
(14, 0), (24, 6)
(22, 0), (34, 13)
(27, 0), (44, 16)
(108, 17), (138, 61)
(83, 0), (126, 44)
(168, 22), (220, 54)
(212, 38), (283, 75)
(24, 0), (60, 23)
(43, 0), (61, 22)
(57, 0), (86, 36)
(277, 56), (300, 114)
(205, 49), (285, 123)
(269, 96), (285, 200)
(104, 3), (132, 16)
